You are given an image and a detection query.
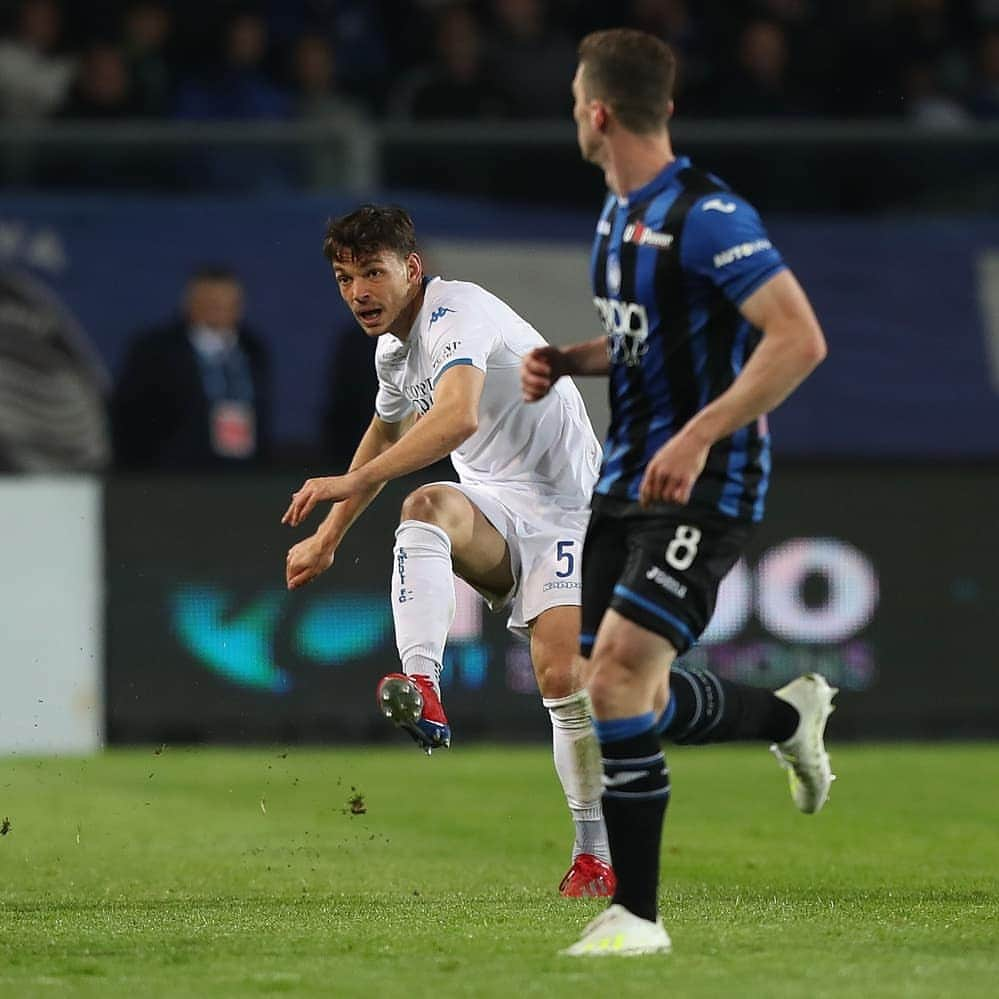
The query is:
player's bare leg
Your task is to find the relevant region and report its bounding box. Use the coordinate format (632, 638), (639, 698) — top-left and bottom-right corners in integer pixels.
(564, 611), (674, 956)
(379, 483), (512, 752)
(530, 606), (613, 897)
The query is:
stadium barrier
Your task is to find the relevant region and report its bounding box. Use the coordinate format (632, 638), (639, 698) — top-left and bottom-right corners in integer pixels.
(0, 478), (102, 753)
(1, 118), (997, 213)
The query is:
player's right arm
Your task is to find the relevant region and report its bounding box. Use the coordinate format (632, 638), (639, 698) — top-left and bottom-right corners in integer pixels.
(285, 413), (411, 590)
(520, 336), (609, 401)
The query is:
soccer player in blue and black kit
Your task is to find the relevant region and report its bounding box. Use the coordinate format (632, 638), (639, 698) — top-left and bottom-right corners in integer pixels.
(522, 29), (833, 956)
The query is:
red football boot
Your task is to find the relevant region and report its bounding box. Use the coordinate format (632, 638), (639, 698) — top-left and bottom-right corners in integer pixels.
(558, 853), (617, 898)
(376, 673), (451, 755)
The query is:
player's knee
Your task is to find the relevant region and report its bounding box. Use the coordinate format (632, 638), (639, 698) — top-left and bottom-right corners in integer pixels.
(400, 485), (456, 531)
(531, 644), (576, 699)
(586, 653), (633, 715)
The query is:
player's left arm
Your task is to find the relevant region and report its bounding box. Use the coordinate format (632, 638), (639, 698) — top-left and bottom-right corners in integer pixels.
(347, 362), (483, 484)
(282, 364), (484, 523)
(639, 199), (826, 507)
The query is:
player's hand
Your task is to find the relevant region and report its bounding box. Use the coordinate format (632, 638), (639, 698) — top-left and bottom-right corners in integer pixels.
(521, 346), (569, 402)
(638, 429), (710, 508)
(281, 474), (360, 527)
(286, 534), (335, 590)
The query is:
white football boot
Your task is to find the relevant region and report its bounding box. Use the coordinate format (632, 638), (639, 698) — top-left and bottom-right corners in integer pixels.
(770, 673), (838, 814)
(561, 904), (672, 957)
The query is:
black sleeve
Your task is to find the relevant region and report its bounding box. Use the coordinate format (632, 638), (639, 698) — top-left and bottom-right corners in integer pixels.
(111, 334), (163, 469)
(320, 326), (378, 472)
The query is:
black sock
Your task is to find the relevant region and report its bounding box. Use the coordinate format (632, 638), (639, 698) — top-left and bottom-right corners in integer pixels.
(595, 717), (670, 923)
(661, 666), (799, 744)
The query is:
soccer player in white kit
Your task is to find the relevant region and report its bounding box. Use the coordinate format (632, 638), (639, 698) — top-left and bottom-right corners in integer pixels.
(281, 204), (614, 897)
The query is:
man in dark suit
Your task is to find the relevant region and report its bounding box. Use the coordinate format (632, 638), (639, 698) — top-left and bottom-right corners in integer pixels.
(112, 266), (271, 470)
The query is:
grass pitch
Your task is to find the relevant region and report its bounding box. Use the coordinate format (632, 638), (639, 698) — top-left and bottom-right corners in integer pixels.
(2, 743), (997, 998)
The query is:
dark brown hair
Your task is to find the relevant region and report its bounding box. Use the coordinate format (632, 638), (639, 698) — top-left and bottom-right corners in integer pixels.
(577, 29), (676, 134)
(322, 204), (418, 264)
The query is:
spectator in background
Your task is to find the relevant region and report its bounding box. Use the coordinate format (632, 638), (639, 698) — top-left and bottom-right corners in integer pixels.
(485, 0), (577, 118)
(112, 266), (271, 470)
(173, 12), (292, 189)
(260, 0), (389, 112)
(292, 32), (366, 188)
(715, 19), (808, 117)
(59, 43), (135, 118)
(50, 43), (147, 186)
(902, 59), (972, 127)
(0, 0), (75, 118)
(174, 10), (290, 120)
(627, 0), (714, 112)
(389, 4), (512, 120)
(892, 0), (971, 101)
(321, 0), (390, 112)
(123, 0), (174, 116)
(292, 31), (363, 120)
(319, 318), (377, 472)
(752, 0), (840, 114)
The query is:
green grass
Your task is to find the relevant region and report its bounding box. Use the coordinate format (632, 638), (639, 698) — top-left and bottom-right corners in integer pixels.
(1, 744), (997, 998)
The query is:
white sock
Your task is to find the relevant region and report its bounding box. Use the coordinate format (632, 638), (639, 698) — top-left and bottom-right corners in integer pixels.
(392, 519), (455, 697)
(543, 689), (609, 863)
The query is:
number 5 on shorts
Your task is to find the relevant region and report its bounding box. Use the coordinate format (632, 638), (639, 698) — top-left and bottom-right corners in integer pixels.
(666, 525), (701, 571)
(555, 540), (575, 578)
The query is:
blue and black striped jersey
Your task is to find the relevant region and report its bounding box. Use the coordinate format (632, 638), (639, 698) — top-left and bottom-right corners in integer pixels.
(590, 156), (786, 523)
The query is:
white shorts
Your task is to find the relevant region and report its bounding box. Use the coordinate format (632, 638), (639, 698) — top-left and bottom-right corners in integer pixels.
(432, 481), (589, 640)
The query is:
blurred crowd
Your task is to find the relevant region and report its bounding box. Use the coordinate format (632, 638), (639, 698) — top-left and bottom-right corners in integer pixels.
(0, 0), (998, 127)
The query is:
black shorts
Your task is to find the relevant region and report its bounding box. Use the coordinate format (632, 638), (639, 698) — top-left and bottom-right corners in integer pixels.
(580, 495), (754, 657)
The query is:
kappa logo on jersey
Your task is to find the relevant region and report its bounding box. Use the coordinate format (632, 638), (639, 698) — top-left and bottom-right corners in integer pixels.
(713, 239), (772, 269)
(623, 222), (674, 250)
(702, 197), (737, 214)
(428, 306), (456, 327)
(593, 296), (649, 367)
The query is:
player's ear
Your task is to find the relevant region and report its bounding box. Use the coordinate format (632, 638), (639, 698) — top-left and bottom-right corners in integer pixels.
(592, 101), (607, 132)
(406, 252), (423, 284)
(665, 98), (674, 121)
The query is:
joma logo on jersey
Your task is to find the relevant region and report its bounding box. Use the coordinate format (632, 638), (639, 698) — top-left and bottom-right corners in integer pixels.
(428, 306), (456, 327)
(623, 223), (674, 250)
(702, 198), (736, 213)
(593, 296), (649, 366)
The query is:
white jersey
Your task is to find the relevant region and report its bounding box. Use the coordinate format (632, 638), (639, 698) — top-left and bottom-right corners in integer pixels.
(375, 277), (600, 505)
